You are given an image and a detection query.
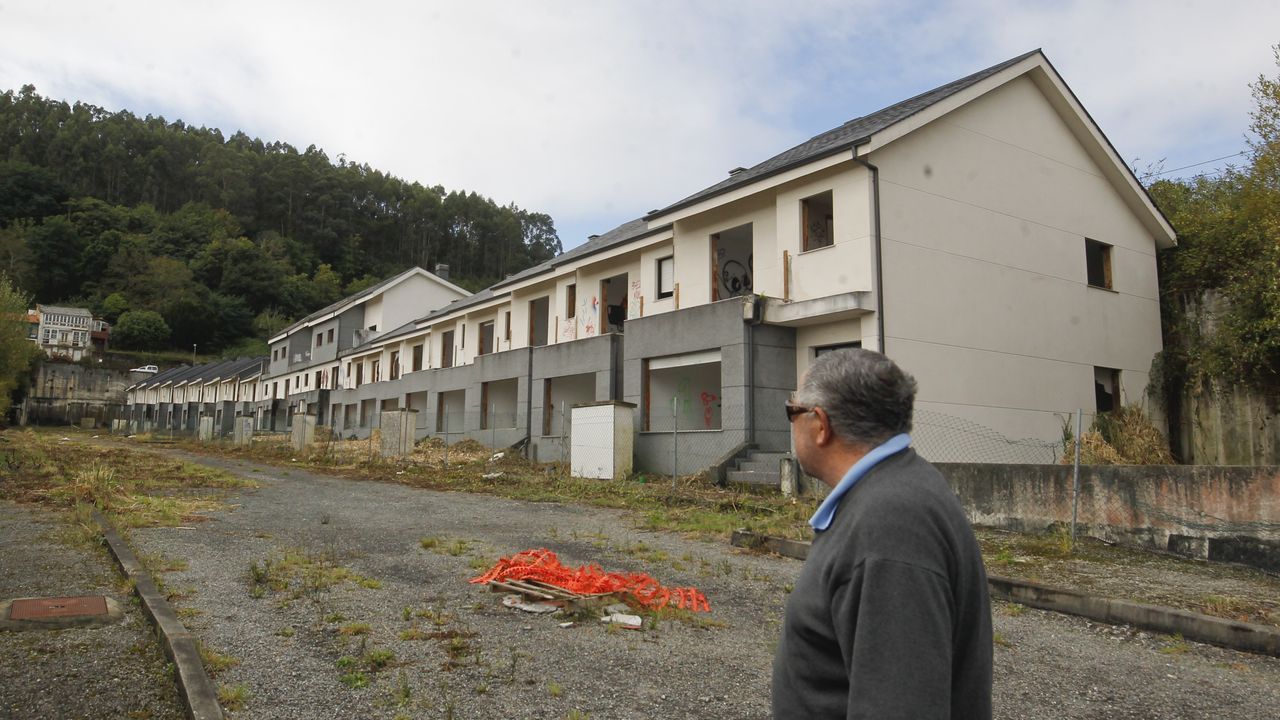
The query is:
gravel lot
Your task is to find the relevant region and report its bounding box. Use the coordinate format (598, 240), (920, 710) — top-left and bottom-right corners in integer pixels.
(7, 444), (1280, 719)
(0, 503), (185, 720)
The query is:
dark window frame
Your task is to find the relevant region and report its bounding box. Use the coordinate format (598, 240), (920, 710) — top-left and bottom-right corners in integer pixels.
(656, 256), (674, 299)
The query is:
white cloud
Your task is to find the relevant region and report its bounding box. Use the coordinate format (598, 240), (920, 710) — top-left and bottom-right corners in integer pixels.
(1, 1), (1277, 247)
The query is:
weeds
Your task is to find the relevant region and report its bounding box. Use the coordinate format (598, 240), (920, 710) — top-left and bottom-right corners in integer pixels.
(246, 549), (379, 600)
(198, 643), (240, 675)
(216, 683), (249, 711)
(1, 429), (256, 536)
(1160, 634), (1191, 655)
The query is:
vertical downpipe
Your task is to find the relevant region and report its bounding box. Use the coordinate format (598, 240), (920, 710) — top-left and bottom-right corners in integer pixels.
(852, 152), (886, 355)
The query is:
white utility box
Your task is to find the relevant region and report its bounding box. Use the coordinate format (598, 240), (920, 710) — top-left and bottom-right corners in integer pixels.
(570, 401), (636, 480)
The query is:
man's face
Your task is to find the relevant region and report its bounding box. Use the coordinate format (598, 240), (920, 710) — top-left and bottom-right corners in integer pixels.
(788, 386), (821, 479)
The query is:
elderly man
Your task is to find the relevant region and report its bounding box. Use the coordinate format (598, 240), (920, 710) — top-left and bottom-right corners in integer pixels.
(772, 349), (992, 719)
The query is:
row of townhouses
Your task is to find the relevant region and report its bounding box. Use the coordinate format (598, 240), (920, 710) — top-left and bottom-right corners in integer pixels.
(125, 50), (1175, 473)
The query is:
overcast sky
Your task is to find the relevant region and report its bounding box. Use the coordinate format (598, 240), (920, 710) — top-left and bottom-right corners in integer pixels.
(2, 1), (1277, 251)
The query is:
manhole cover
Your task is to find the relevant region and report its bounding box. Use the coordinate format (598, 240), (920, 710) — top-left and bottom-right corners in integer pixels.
(9, 596), (108, 620)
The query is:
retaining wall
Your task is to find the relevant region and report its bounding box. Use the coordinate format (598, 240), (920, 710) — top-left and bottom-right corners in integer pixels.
(938, 462), (1280, 573)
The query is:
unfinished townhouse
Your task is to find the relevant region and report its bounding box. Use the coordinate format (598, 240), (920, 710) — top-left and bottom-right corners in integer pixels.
(125, 49), (1174, 477)
(125, 356), (266, 436)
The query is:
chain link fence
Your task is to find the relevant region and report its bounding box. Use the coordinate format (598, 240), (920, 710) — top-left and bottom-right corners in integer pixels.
(912, 408), (1067, 465)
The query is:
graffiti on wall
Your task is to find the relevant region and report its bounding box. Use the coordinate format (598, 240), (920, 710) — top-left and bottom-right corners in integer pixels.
(716, 247), (753, 298)
(630, 279), (642, 318)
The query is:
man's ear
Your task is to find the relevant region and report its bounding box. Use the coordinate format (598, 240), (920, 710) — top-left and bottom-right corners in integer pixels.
(812, 407), (834, 447)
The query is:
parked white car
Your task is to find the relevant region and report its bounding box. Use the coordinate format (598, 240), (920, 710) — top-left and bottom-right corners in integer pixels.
(130, 364), (159, 373)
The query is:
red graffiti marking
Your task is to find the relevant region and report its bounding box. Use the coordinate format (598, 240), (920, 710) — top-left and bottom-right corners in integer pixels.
(700, 391), (718, 428)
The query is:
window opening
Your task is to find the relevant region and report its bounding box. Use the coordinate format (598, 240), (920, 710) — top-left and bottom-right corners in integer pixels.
(528, 296), (550, 347)
(601, 272), (628, 334)
(801, 190), (834, 251)
(643, 351), (722, 431)
(1094, 367), (1120, 413)
(441, 330), (455, 368)
(1085, 239), (1113, 289)
(657, 256), (674, 299)
(711, 223), (753, 301)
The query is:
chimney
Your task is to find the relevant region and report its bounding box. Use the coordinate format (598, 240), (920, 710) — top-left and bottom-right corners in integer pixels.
(728, 166), (747, 176)
(435, 263), (450, 280)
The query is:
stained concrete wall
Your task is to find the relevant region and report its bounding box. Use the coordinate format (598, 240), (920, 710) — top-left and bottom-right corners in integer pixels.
(1177, 377), (1280, 467)
(939, 462), (1280, 573)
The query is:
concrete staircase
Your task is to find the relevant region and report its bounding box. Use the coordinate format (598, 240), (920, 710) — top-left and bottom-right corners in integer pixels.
(725, 450), (789, 490)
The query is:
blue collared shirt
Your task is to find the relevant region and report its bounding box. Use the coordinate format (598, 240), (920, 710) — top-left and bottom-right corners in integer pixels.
(809, 433), (912, 531)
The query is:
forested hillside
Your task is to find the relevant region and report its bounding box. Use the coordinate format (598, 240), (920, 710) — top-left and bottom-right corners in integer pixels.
(0, 84), (562, 353)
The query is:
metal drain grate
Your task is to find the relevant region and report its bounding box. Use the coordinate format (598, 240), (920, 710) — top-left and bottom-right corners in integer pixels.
(9, 596), (109, 620)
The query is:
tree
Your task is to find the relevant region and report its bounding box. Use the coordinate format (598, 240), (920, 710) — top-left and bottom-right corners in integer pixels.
(0, 272), (40, 421)
(25, 216), (84, 301)
(0, 160), (68, 227)
(100, 292), (129, 322)
(113, 309), (170, 350)
(1151, 45), (1280, 397)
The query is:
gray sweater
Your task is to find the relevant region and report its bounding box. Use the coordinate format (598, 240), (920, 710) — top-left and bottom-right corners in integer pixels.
(772, 448), (992, 719)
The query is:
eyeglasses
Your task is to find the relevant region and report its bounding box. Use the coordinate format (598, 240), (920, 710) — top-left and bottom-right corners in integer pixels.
(784, 403), (815, 422)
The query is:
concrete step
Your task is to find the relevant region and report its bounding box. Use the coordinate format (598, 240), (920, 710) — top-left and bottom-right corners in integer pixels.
(726, 470), (781, 487)
(745, 451), (789, 464)
(737, 459), (785, 473)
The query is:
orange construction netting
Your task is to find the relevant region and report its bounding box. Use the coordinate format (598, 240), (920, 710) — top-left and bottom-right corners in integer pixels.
(470, 548), (711, 612)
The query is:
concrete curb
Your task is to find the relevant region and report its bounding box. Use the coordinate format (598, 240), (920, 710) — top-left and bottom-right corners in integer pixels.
(729, 529), (1280, 658)
(94, 512), (224, 720)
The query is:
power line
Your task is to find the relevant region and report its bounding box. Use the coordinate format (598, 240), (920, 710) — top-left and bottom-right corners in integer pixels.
(1139, 151), (1247, 180)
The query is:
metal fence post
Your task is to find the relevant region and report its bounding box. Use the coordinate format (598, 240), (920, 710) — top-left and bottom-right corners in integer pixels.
(1071, 407), (1082, 549)
(491, 402), (496, 450)
(671, 397), (678, 490)
(443, 406), (450, 468)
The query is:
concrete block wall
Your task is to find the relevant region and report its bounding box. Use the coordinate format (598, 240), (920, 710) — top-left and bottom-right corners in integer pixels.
(624, 298), (750, 474)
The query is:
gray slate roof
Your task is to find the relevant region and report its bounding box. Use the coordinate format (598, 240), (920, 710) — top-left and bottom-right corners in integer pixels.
(647, 49), (1041, 220)
(492, 217), (664, 290)
(272, 267), (464, 340)
(129, 357), (266, 392)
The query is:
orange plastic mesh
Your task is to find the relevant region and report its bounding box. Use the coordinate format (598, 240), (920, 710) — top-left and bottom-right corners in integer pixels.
(470, 548), (711, 612)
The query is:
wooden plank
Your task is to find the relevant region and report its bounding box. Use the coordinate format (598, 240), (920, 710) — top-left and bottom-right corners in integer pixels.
(488, 580), (557, 600)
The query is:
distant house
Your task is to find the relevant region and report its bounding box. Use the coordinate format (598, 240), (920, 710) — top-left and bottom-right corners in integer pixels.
(124, 49), (1174, 472)
(32, 304), (108, 361)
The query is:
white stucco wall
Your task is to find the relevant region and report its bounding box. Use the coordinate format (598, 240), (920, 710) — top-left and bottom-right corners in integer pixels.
(873, 74), (1163, 445)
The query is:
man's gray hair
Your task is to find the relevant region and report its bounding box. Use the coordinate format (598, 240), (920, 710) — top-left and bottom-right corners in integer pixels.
(796, 348), (917, 447)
